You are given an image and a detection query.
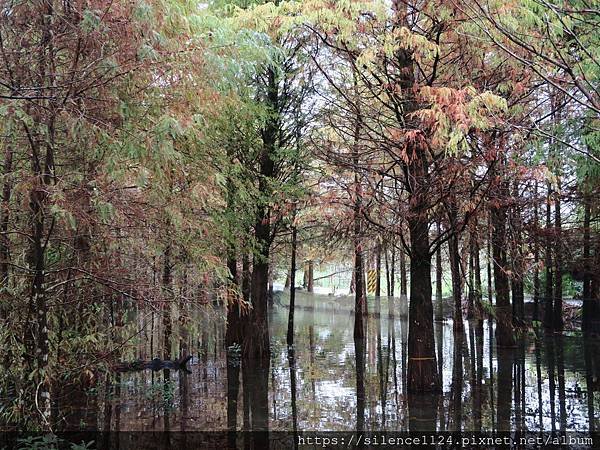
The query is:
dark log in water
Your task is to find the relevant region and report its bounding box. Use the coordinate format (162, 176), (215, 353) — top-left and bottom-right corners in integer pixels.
(114, 355), (192, 373)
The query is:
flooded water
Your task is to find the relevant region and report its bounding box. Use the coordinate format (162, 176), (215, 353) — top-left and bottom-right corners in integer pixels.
(78, 291), (600, 438)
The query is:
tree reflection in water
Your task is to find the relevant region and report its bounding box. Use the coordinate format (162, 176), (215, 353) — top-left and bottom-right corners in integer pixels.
(57, 292), (599, 436)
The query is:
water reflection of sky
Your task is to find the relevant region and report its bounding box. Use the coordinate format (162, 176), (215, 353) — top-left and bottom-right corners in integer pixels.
(105, 292), (598, 433)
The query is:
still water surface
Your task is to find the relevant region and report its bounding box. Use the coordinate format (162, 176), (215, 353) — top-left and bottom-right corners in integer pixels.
(90, 292), (598, 435)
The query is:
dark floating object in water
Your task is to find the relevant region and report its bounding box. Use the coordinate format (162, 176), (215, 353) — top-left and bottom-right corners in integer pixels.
(115, 355), (193, 373)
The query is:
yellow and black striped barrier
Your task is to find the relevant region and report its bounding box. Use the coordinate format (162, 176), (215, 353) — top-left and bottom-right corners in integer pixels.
(367, 269), (377, 294)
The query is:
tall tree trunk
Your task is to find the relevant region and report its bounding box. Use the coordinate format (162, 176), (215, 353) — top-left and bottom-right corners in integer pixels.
(162, 244), (172, 360)
(247, 62), (278, 353)
(389, 243), (395, 297)
(354, 338), (365, 433)
(449, 231), (462, 331)
(375, 243), (381, 298)
(582, 189), (591, 330)
(394, 0), (438, 392)
(307, 260), (314, 293)
(225, 161), (240, 349)
(226, 359), (239, 440)
(591, 240), (600, 330)
(553, 182), (563, 331)
(226, 250), (240, 347)
(491, 177), (515, 347)
(584, 338), (597, 433)
(581, 188), (599, 331)
(496, 348), (513, 431)
(352, 71), (365, 340)
(472, 232), (482, 319)
(226, 247), (241, 434)
(287, 347), (298, 438)
(353, 187), (365, 339)
(386, 243), (396, 316)
(0, 143), (13, 289)
(435, 223), (444, 322)
(450, 330), (464, 430)
(544, 183), (554, 329)
(467, 237), (475, 319)
(400, 248), (407, 296)
(30, 179), (50, 422)
(385, 245), (391, 295)
(533, 180), (540, 322)
(26, 118), (54, 424)
(287, 225), (297, 346)
(407, 194), (439, 392)
(302, 265), (308, 289)
(550, 89), (563, 331)
(511, 181), (524, 324)
(487, 212), (493, 306)
(248, 243), (270, 360)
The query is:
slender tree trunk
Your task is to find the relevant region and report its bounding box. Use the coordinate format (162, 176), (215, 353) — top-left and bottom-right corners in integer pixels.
(473, 233), (482, 319)
(302, 265), (308, 290)
(386, 243), (396, 316)
(467, 237), (475, 319)
(550, 89), (564, 331)
(389, 243), (396, 297)
(449, 231), (462, 331)
(353, 189), (365, 339)
(226, 327), (240, 435)
(354, 337), (365, 433)
(30, 181), (50, 421)
(435, 223), (444, 322)
(288, 347), (298, 438)
(0, 144), (13, 289)
(307, 260), (314, 293)
(287, 225), (297, 346)
(352, 71), (365, 340)
(511, 181), (524, 324)
(582, 189), (591, 329)
(591, 240), (600, 329)
(487, 212), (493, 306)
(450, 331), (463, 431)
(544, 183), (554, 329)
(511, 278), (524, 324)
(162, 244), (172, 360)
(375, 243), (381, 298)
(533, 180), (540, 322)
(584, 338), (597, 433)
(226, 250), (240, 347)
(385, 245), (391, 295)
(26, 119), (54, 424)
(400, 248), (407, 297)
(553, 182), (563, 331)
(491, 177), (515, 347)
(581, 188), (599, 331)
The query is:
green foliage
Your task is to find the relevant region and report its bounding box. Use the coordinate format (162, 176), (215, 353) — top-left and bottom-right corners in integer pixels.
(16, 435), (93, 450)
